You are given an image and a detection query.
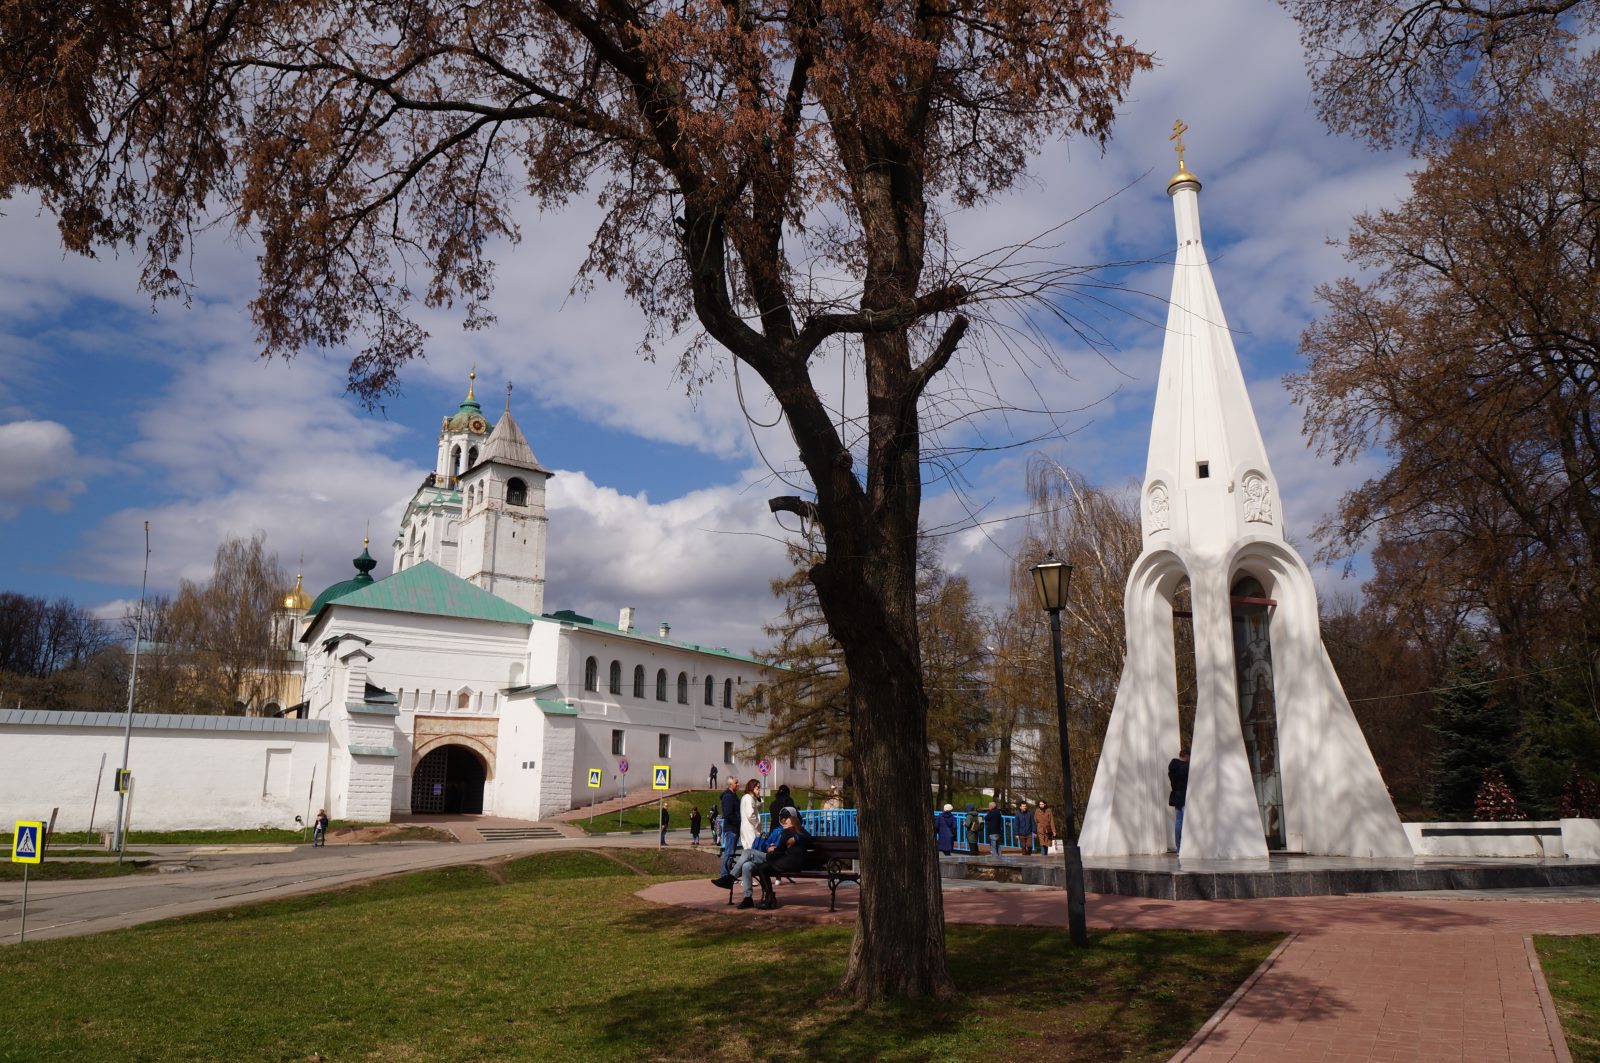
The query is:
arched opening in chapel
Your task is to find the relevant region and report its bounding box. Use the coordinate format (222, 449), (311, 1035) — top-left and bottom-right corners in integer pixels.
(1230, 573), (1284, 850)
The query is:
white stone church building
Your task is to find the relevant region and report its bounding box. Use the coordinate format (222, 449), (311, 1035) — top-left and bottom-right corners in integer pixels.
(0, 376), (780, 831)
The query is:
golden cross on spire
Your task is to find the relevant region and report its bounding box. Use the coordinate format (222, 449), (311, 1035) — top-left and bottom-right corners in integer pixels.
(1170, 119), (1189, 166)
(467, 364), (477, 401)
(505, 380), (513, 414)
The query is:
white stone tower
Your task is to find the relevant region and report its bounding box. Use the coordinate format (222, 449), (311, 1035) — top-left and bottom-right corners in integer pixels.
(1077, 127), (1412, 861)
(393, 370), (491, 575)
(456, 385), (552, 614)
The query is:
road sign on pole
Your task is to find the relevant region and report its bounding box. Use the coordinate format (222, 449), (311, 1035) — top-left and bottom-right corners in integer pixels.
(114, 768), (132, 794)
(587, 768), (602, 789)
(11, 822), (42, 864)
(618, 757), (630, 775)
(652, 765), (671, 790)
(12, 819), (43, 944)
(756, 758), (771, 776)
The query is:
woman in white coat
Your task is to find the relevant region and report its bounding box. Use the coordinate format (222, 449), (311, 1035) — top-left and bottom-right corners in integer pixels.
(738, 778), (763, 854)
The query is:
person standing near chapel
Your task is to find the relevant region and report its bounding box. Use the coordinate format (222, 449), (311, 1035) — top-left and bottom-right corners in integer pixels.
(983, 801), (1004, 857)
(689, 806), (702, 847)
(1169, 747), (1190, 852)
(1014, 801), (1036, 856)
(1036, 800), (1056, 854)
(659, 804), (670, 847)
(708, 764), (718, 789)
(935, 803), (958, 856)
(719, 776), (741, 876)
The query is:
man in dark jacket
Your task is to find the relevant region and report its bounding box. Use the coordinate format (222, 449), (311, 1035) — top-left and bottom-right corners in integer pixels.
(1014, 801), (1036, 856)
(719, 776), (741, 875)
(756, 808), (811, 909)
(983, 801), (1004, 857)
(1169, 748), (1190, 851)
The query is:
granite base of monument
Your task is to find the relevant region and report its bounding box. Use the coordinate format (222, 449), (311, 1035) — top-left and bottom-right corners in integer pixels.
(939, 852), (1600, 900)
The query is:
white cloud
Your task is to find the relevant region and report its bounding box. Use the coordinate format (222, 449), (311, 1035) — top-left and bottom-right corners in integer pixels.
(0, 420), (85, 519)
(544, 470), (791, 652)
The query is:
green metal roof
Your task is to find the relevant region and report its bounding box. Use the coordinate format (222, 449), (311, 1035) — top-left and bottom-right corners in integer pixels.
(323, 561), (535, 625)
(307, 546), (379, 616)
(540, 609), (769, 667)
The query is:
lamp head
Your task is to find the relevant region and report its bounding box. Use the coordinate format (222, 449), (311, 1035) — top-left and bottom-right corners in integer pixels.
(1030, 552), (1074, 613)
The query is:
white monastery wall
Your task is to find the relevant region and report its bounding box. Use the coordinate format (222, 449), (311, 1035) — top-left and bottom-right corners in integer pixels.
(0, 711), (328, 832)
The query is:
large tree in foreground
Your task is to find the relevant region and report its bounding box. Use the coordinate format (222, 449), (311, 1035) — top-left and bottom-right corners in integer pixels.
(0, 0), (1147, 997)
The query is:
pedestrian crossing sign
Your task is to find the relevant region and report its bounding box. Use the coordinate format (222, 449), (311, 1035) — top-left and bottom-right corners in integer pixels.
(114, 768), (131, 794)
(587, 768), (602, 789)
(11, 821), (42, 865)
(652, 765), (671, 791)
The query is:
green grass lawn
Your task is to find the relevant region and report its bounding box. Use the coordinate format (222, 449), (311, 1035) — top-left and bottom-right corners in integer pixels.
(0, 860), (151, 881)
(0, 847), (1277, 1062)
(1537, 935), (1600, 1061)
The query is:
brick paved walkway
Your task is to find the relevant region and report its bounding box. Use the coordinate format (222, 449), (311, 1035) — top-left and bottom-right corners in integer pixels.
(638, 879), (1597, 1061)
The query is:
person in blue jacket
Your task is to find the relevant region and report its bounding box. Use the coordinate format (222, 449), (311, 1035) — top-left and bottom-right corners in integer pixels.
(935, 803), (958, 855)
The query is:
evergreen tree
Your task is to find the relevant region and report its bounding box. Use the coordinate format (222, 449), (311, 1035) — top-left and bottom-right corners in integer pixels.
(1427, 639), (1519, 819)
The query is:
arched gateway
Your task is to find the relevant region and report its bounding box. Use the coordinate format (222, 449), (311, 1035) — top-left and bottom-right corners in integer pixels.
(411, 744), (488, 814)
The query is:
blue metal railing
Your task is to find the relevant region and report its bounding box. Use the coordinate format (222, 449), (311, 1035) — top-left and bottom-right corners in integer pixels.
(756, 808), (858, 836)
(752, 808), (1025, 850)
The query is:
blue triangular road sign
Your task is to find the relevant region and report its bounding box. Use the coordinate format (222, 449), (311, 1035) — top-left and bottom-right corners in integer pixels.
(15, 829), (36, 857)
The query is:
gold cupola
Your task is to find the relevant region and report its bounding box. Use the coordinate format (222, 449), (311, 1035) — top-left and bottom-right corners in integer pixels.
(1167, 118), (1201, 192)
(282, 573), (314, 613)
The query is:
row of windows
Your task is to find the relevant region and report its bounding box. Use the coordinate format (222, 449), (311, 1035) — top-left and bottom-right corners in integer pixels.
(611, 730), (740, 764)
(583, 656), (737, 707)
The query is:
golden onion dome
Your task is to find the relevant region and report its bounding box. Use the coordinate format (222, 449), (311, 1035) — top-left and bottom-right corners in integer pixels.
(1168, 159), (1201, 192)
(282, 573), (314, 612)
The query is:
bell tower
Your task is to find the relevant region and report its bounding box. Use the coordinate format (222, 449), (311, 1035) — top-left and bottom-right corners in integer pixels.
(1076, 126), (1412, 861)
(393, 369), (491, 575)
(456, 383), (552, 613)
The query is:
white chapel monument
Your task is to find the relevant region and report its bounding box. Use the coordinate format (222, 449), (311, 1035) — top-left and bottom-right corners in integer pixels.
(1077, 127), (1413, 861)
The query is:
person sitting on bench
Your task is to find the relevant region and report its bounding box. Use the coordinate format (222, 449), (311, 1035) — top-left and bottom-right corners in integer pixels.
(755, 807), (811, 909)
(712, 813), (784, 908)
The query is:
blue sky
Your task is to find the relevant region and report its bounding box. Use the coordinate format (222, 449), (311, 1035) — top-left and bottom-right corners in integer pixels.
(0, 0), (1411, 652)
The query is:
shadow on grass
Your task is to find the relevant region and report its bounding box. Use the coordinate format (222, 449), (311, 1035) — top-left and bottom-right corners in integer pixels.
(596, 901), (1285, 1062)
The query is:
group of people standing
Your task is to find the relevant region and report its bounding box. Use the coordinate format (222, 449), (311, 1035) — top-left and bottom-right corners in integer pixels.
(933, 798), (1057, 856)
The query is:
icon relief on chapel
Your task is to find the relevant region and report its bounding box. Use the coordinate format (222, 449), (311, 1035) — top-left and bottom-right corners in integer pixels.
(1147, 483), (1171, 534)
(1241, 472), (1272, 524)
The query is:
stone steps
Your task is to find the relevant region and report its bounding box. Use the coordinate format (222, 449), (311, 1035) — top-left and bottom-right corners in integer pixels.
(476, 826), (565, 841)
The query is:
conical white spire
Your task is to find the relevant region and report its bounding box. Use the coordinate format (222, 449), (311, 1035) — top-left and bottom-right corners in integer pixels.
(1141, 163), (1281, 550)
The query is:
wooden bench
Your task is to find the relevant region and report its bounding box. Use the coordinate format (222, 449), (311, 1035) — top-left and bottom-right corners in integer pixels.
(726, 835), (861, 911)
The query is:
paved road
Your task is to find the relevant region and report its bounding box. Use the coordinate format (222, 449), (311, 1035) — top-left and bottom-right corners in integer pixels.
(0, 833), (710, 944)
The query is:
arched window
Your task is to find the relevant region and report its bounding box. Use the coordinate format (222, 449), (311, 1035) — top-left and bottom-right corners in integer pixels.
(633, 665), (645, 699)
(467, 445), (479, 468)
(608, 660), (622, 695)
(704, 675), (714, 705)
(723, 678), (733, 708)
(584, 656), (598, 692)
(506, 477), (527, 507)
(677, 672), (689, 704)
(656, 669), (668, 701)
(450, 445), (462, 478)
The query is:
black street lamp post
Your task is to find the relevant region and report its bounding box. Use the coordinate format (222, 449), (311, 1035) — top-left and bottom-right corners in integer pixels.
(1030, 551), (1089, 946)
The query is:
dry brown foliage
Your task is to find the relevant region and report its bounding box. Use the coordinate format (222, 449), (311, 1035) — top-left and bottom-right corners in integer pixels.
(1291, 61), (1600, 679)
(1278, 0), (1599, 149)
